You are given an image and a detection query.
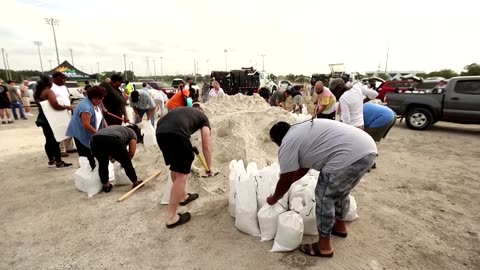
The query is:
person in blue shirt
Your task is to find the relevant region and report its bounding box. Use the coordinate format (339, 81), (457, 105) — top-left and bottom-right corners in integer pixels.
(363, 102), (396, 169)
(66, 86), (107, 169)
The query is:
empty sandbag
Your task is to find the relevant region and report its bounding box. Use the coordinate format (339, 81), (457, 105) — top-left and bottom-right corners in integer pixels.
(161, 174), (173, 205)
(257, 203), (287, 241)
(271, 211), (304, 252)
(113, 163), (131, 186)
(235, 175), (260, 236)
(140, 120), (156, 146)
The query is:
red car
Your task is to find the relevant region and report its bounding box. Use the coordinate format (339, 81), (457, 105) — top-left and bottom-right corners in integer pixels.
(378, 80), (417, 101)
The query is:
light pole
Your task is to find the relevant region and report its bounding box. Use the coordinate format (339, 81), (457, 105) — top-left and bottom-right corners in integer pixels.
(384, 40), (390, 74)
(69, 48), (74, 65)
(48, 59), (52, 70)
(6, 53), (12, 80)
(1, 48), (9, 80)
(33, 41), (44, 73)
(224, 49), (228, 71)
(160, 57), (163, 81)
(153, 59), (157, 81)
(96, 62), (100, 81)
(131, 62), (134, 80)
(261, 54), (266, 71)
(123, 54), (127, 80)
(45, 18), (60, 66)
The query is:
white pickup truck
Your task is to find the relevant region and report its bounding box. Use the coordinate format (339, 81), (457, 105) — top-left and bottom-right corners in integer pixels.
(259, 71), (278, 94)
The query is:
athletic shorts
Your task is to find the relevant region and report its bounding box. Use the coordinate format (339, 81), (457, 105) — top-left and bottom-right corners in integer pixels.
(365, 118), (396, 142)
(0, 101), (10, 109)
(156, 133), (194, 174)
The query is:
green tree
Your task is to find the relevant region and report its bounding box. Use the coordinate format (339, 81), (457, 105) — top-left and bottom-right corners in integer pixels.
(460, 63), (480, 76)
(286, 73), (296, 82)
(377, 73), (390, 81)
(426, 69), (458, 79)
(269, 73), (278, 83)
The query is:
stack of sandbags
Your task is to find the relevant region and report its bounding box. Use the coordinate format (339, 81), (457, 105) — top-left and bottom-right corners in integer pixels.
(228, 161), (360, 252)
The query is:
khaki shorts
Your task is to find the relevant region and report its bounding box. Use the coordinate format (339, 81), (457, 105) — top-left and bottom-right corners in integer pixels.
(22, 97), (30, 107)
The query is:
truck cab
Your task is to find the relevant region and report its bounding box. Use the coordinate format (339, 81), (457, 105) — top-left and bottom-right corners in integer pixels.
(259, 71), (277, 94)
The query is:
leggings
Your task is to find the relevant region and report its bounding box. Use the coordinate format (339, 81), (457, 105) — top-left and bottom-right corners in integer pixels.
(73, 138), (95, 170)
(40, 123), (61, 162)
(91, 135), (137, 184)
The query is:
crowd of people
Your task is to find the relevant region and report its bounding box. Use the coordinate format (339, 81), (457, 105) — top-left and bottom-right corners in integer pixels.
(5, 72), (398, 259)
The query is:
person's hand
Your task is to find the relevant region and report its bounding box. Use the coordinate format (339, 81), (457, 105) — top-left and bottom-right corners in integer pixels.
(266, 195), (278, 206)
(65, 105), (74, 110)
(136, 115), (141, 122)
(124, 116), (130, 123)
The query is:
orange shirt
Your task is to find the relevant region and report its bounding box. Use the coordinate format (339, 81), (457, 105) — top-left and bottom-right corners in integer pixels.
(167, 89), (190, 110)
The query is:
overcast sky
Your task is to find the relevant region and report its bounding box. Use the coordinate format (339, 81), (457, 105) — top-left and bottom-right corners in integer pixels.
(1, 0), (479, 76)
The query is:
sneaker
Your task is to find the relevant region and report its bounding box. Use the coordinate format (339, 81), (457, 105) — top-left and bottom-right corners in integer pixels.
(56, 162), (73, 169)
(61, 152), (69, 157)
(1, 121), (5, 124)
(48, 161), (56, 168)
(7, 120), (13, 124)
(21, 117), (28, 120)
(14, 117), (19, 120)
(66, 149), (78, 154)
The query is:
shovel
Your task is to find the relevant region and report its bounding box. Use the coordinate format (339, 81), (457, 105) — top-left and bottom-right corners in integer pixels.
(192, 146), (218, 178)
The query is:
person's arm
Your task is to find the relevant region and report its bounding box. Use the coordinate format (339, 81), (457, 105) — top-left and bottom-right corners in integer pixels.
(147, 107), (156, 120)
(80, 112), (97, 134)
(128, 139), (136, 159)
(361, 85), (379, 102)
(122, 103), (129, 123)
(267, 168), (309, 205)
(46, 90), (72, 111)
(339, 98), (350, 124)
(200, 126), (212, 172)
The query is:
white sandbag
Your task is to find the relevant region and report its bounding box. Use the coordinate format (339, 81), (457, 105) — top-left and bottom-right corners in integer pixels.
(113, 163), (131, 186)
(140, 120), (156, 146)
(271, 211), (304, 252)
(124, 106), (135, 127)
(257, 203), (286, 241)
(301, 106), (308, 115)
(228, 160), (247, 218)
(344, 195), (359, 221)
(246, 162), (258, 176)
(74, 157), (102, 198)
(291, 197), (318, 236)
(161, 174), (173, 205)
(308, 169), (320, 179)
(256, 165), (273, 210)
(268, 167), (289, 208)
(235, 175), (260, 236)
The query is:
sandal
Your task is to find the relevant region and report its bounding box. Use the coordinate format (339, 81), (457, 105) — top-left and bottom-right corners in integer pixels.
(179, 193), (199, 206)
(103, 183), (113, 193)
(166, 212), (191, 229)
(299, 243), (334, 258)
(332, 230), (348, 238)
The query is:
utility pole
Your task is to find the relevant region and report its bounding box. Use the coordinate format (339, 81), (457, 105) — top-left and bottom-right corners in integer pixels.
(96, 62), (100, 81)
(193, 59), (196, 81)
(384, 41), (389, 74)
(2, 48), (8, 80)
(131, 62), (134, 80)
(224, 49), (228, 71)
(69, 48), (74, 65)
(48, 59), (53, 70)
(123, 53), (127, 80)
(45, 18), (60, 65)
(261, 54), (266, 71)
(146, 56), (150, 76)
(34, 41), (44, 73)
(160, 57), (164, 81)
(6, 53), (12, 80)
(153, 59), (157, 81)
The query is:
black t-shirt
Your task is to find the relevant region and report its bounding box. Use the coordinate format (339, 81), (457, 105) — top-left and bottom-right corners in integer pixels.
(100, 82), (125, 118)
(156, 107), (210, 139)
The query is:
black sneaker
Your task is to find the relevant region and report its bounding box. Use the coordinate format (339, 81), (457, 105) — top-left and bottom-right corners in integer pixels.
(56, 162), (73, 169)
(21, 117), (28, 120)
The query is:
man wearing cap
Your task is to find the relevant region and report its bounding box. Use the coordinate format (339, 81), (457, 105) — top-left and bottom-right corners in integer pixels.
(156, 102), (213, 228)
(52, 72), (77, 155)
(129, 84), (156, 125)
(101, 74), (129, 126)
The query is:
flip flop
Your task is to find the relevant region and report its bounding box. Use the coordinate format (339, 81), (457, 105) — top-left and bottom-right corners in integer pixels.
(180, 193), (199, 206)
(166, 212), (191, 229)
(103, 183), (113, 193)
(299, 243), (334, 258)
(332, 230), (348, 238)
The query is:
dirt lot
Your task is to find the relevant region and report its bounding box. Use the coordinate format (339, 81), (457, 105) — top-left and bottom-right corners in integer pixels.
(0, 107), (479, 270)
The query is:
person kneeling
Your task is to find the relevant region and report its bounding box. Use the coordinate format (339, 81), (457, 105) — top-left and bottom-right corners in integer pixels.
(91, 125), (144, 193)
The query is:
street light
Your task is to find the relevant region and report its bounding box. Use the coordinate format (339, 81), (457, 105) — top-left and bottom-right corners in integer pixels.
(45, 18), (60, 66)
(33, 41), (44, 73)
(261, 54), (266, 71)
(69, 48), (74, 66)
(2, 48), (9, 80)
(153, 59), (157, 81)
(224, 49), (228, 71)
(96, 62), (100, 81)
(123, 54), (127, 80)
(160, 57), (163, 81)
(48, 59), (52, 69)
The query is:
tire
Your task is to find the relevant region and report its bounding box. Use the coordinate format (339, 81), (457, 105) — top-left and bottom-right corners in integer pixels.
(405, 108), (434, 130)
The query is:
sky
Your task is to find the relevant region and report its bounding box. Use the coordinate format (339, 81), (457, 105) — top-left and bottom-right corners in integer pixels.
(1, 0), (479, 76)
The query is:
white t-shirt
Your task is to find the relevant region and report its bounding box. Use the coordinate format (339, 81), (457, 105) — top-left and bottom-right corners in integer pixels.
(278, 119), (377, 173)
(51, 83), (71, 106)
(94, 106), (103, 130)
(209, 88), (225, 97)
(339, 83), (378, 127)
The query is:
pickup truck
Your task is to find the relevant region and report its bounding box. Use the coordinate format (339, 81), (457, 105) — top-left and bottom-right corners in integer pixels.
(385, 76), (480, 130)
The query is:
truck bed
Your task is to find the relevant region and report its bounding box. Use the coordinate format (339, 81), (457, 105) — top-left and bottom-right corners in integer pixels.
(386, 92), (444, 116)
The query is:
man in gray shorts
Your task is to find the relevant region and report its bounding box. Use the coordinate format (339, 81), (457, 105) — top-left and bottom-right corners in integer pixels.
(267, 119), (377, 258)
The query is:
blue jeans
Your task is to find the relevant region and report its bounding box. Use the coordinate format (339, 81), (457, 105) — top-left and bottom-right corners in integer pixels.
(136, 109), (155, 126)
(11, 100), (26, 119)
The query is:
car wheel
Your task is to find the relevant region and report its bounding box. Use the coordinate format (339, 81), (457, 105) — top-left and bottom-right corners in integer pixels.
(405, 108), (433, 130)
